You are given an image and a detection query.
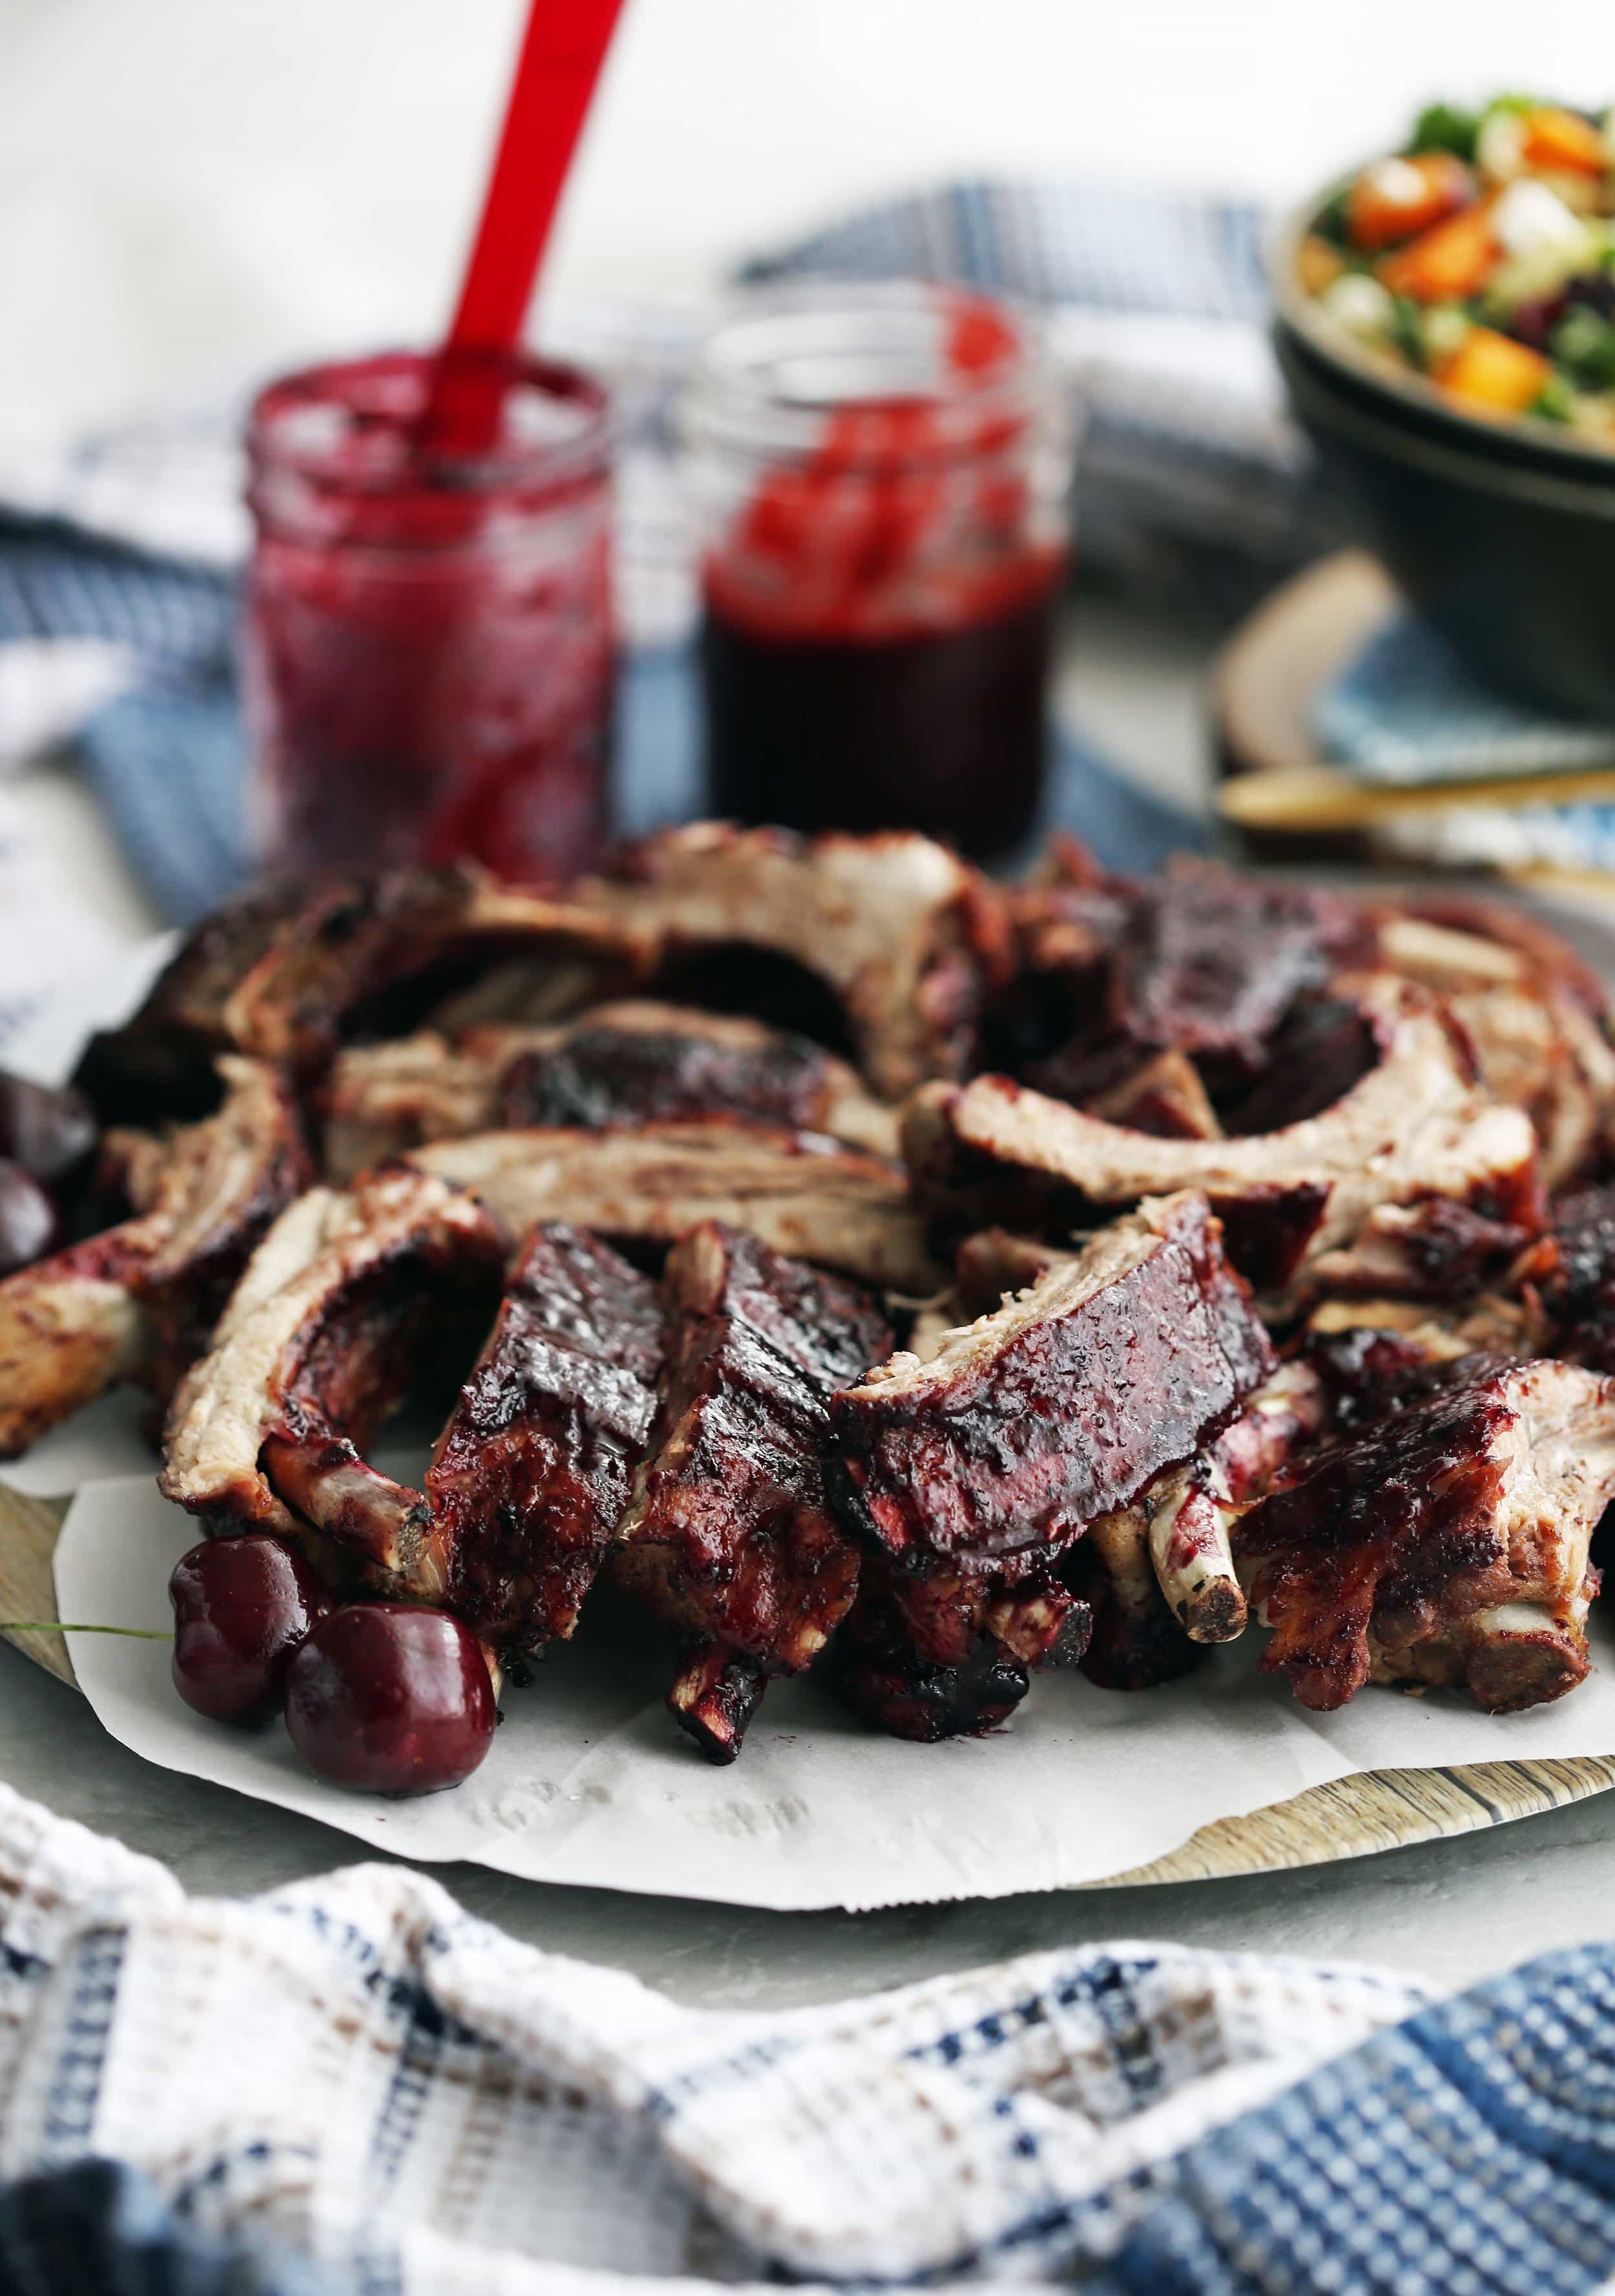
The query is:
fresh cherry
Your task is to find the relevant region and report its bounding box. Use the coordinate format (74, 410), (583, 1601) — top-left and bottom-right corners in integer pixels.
(0, 1072), (96, 1185)
(169, 1534), (329, 1726)
(0, 1161), (56, 1275)
(284, 1605), (495, 1795)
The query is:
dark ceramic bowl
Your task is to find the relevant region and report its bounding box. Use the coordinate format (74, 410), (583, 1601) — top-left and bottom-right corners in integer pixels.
(1268, 196), (1615, 721)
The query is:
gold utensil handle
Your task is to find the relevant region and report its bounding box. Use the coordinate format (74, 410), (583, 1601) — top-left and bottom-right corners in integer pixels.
(1218, 763), (1615, 833)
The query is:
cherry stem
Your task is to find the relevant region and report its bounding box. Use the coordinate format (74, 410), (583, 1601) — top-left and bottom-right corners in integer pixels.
(1, 1623), (172, 1640)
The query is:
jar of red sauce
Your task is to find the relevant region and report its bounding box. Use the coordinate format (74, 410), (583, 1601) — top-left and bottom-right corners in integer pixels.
(244, 349), (614, 878)
(683, 284), (1077, 861)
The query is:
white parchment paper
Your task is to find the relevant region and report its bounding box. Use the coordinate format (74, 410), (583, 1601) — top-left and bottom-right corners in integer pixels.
(53, 1471), (1615, 1910)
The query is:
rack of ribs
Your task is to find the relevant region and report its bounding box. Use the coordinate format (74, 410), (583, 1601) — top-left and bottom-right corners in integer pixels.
(425, 1223), (665, 1656)
(411, 1122), (940, 1292)
(0, 1056), (309, 1456)
(903, 977), (1541, 1301)
(1233, 1357), (1615, 1712)
(614, 1221), (892, 1761)
(828, 1193), (1274, 1734)
(566, 823), (1013, 1099)
(74, 865), (652, 1121)
(160, 1167), (506, 1584)
(320, 1001), (897, 1180)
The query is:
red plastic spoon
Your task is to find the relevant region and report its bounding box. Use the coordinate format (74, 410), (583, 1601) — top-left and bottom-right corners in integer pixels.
(420, 0), (629, 456)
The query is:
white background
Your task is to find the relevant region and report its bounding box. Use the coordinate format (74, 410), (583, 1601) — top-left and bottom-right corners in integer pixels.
(0, 0), (1610, 454)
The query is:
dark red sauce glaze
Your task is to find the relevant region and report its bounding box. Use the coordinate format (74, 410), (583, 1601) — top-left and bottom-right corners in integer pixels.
(616, 1224), (892, 1690)
(831, 1195), (1275, 1572)
(702, 578), (1061, 862)
(245, 351), (614, 881)
(427, 1222), (665, 1654)
(699, 297), (1065, 862)
(1236, 1370), (1524, 1709)
(497, 1023), (838, 1134)
(1298, 1330), (1498, 1433)
(1109, 865), (1365, 1072)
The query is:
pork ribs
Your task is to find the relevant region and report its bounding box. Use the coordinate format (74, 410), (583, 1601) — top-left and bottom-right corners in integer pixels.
(1234, 1358), (1615, 1713)
(426, 1222), (665, 1655)
(614, 1220), (892, 1760)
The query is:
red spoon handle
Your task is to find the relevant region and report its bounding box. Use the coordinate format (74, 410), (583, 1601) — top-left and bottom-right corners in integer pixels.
(422, 0), (628, 454)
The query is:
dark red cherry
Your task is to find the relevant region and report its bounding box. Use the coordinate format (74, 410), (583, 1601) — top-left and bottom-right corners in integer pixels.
(0, 1161), (57, 1275)
(169, 1534), (329, 1726)
(283, 1605), (495, 1795)
(0, 1072), (96, 1185)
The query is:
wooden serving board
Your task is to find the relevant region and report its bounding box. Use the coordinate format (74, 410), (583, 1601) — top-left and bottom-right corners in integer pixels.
(7, 1481), (1613, 1892)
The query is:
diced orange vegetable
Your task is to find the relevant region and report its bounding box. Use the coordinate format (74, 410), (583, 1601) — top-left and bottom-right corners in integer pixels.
(1347, 151), (1476, 251)
(1520, 106), (1608, 177)
(1435, 326), (1552, 413)
(1377, 202), (1499, 302)
(1296, 235), (1345, 295)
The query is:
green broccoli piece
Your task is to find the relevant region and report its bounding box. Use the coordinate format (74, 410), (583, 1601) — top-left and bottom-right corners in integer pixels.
(1529, 374), (1576, 424)
(1410, 102), (1480, 160)
(1552, 306), (1615, 391)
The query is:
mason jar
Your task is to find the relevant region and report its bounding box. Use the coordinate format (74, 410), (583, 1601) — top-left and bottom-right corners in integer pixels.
(683, 282), (1078, 861)
(244, 348), (614, 878)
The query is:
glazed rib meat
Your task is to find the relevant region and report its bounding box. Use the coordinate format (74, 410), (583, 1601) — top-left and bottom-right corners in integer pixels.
(321, 1001), (896, 1179)
(160, 1167), (506, 1580)
(0, 1056), (309, 1456)
(831, 1191), (1275, 1578)
(1234, 1358), (1615, 1713)
(904, 977), (1541, 1299)
(568, 823), (1012, 1098)
(412, 1122), (940, 1291)
(76, 865), (649, 1120)
(1107, 860), (1365, 1070)
(614, 1222), (892, 1760)
(425, 1223), (665, 1654)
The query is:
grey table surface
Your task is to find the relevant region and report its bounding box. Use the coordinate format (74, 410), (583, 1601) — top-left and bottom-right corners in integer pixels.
(7, 596), (1615, 2013)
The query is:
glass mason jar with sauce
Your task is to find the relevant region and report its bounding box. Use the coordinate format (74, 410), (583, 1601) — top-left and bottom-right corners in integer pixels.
(244, 348), (615, 879)
(683, 283), (1078, 862)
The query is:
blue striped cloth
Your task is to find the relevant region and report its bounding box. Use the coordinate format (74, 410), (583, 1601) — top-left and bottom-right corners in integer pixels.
(0, 1770), (1613, 2296)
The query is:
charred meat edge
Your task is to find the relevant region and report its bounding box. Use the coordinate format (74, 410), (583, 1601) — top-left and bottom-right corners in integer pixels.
(0, 1056), (309, 1457)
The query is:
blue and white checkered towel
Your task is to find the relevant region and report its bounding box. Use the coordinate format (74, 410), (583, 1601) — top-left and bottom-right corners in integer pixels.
(0, 1779), (1611, 2296)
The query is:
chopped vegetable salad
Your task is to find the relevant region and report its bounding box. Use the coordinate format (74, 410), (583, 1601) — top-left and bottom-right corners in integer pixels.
(1298, 98), (1615, 443)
